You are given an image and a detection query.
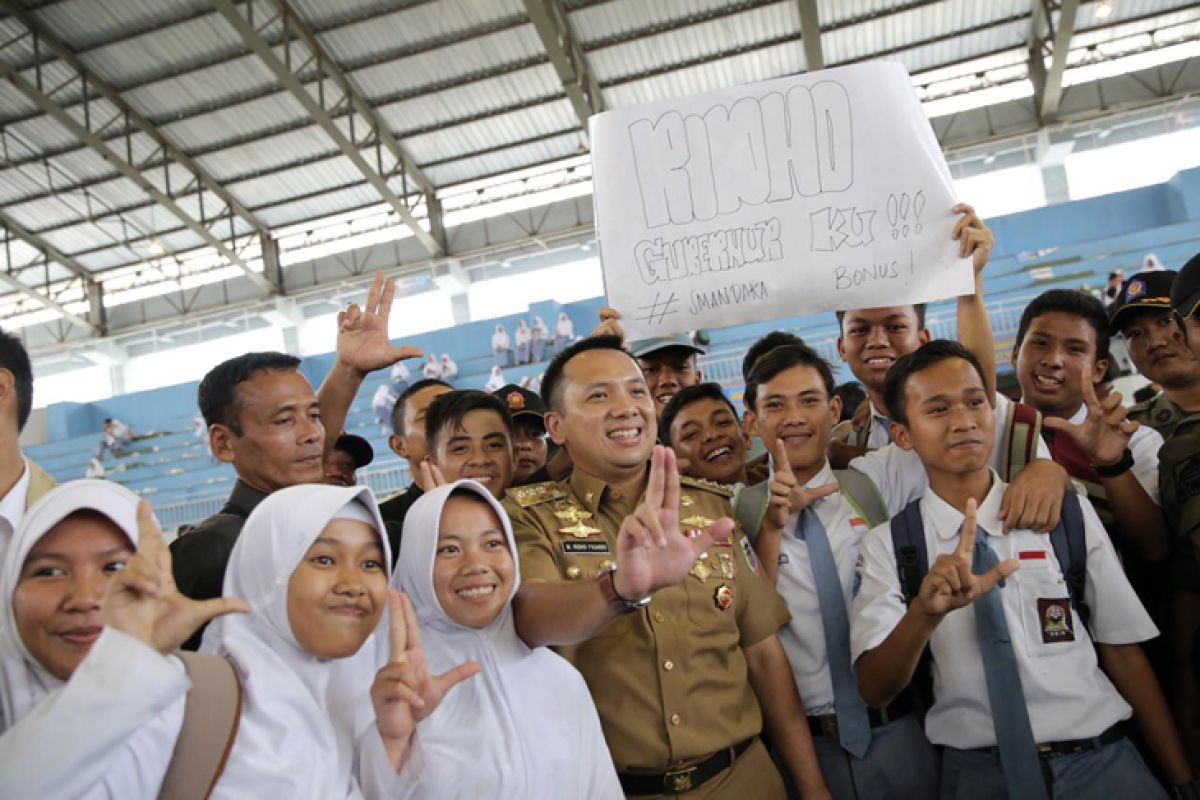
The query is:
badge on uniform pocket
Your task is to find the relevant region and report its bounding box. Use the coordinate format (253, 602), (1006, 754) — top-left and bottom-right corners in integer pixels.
(1037, 597), (1074, 644)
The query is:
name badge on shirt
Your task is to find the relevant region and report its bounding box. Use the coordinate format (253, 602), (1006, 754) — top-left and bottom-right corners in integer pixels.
(1038, 597), (1075, 644)
(562, 540), (611, 555)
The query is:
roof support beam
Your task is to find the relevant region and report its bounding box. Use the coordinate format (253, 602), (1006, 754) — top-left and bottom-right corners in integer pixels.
(1028, 0), (1080, 122)
(522, 0), (603, 133)
(212, 0), (445, 257)
(797, 0), (824, 71)
(0, 213), (101, 335)
(0, 0), (277, 295)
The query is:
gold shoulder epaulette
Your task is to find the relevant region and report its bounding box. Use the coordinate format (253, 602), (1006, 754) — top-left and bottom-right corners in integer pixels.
(680, 474), (733, 498)
(508, 481), (568, 508)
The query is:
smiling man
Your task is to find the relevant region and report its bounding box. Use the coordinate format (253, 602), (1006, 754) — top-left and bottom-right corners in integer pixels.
(629, 333), (705, 419)
(503, 335), (829, 799)
(424, 390), (515, 499)
(660, 382), (750, 488)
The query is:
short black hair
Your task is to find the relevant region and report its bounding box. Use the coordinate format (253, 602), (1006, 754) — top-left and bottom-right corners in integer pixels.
(658, 383), (739, 446)
(197, 351), (301, 435)
(744, 343), (836, 411)
(741, 331), (804, 382)
(0, 329), (33, 432)
(540, 334), (631, 413)
(883, 340), (986, 426)
(424, 390), (515, 453)
(833, 381), (867, 423)
(836, 304), (927, 330)
(391, 377), (453, 436)
(1014, 289), (1110, 363)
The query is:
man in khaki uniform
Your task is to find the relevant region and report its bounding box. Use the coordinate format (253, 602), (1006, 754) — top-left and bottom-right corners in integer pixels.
(505, 335), (828, 799)
(1108, 269), (1200, 438)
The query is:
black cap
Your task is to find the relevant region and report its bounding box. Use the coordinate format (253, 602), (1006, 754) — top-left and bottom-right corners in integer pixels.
(492, 384), (545, 423)
(333, 433), (374, 468)
(1108, 270), (1178, 335)
(1172, 253), (1200, 321)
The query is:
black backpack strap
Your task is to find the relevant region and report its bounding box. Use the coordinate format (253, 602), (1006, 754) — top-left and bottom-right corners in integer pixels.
(1049, 490), (1091, 631)
(891, 499), (929, 606)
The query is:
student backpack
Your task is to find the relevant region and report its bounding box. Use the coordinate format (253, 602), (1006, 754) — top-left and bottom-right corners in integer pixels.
(735, 468), (890, 542)
(157, 652), (242, 800)
(889, 489), (1090, 712)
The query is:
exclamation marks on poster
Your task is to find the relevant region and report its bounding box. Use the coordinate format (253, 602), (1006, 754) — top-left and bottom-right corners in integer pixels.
(887, 190), (925, 240)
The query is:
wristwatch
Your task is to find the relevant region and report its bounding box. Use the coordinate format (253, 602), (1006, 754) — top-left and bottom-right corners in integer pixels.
(1092, 447), (1134, 478)
(597, 565), (651, 613)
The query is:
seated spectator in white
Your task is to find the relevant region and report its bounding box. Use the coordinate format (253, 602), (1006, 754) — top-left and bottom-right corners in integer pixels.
(374, 383), (399, 436)
(552, 312), (575, 358)
(99, 418), (133, 457)
(518, 375), (532, 389)
(439, 354), (458, 385)
(324, 432), (373, 487)
(393, 481), (621, 798)
(485, 367), (505, 393)
(514, 319), (531, 365)
(84, 458), (106, 480)
(391, 359), (411, 394)
(0, 329), (55, 555)
(531, 317), (549, 363)
(492, 324), (511, 368)
(1144, 253), (1167, 272)
(423, 354), (440, 380)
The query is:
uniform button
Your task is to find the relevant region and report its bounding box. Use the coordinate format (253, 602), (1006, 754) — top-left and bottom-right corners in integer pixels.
(670, 713), (681, 726)
(611, 489), (622, 500)
(654, 611), (666, 623)
(663, 660), (674, 671)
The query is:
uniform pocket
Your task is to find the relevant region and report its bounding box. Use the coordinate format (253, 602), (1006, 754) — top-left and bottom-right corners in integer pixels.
(1015, 569), (1079, 658)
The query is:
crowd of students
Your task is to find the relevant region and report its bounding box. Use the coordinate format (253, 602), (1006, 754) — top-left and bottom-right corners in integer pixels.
(1, 205), (1199, 799)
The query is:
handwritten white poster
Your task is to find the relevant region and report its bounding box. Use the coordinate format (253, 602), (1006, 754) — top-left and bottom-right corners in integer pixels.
(590, 61), (972, 340)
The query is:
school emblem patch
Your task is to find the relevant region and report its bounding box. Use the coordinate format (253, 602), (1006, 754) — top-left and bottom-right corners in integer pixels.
(713, 583), (733, 611)
(1126, 279), (1146, 300)
(738, 536), (760, 575)
(506, 390), (525, 410)
(1038, 597), (1074, 643)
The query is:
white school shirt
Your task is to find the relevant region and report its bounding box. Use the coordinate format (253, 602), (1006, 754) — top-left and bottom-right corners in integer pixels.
(850, 394), (1052, 516)
(774, 461), (873, 716)
(860, 401), (893, 449)
(0, 459), (30, 562)
(849, 472), (1158, 748)
(1063, 403), (1164, 504)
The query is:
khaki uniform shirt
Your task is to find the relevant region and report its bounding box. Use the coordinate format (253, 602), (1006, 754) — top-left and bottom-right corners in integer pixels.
(1128, 392), (1189, 439)
(503, 468), (790, 772)
(1159, 411), (1200, 591)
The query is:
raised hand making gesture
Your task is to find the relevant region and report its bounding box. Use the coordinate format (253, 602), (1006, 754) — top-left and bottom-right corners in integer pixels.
(103, 501), (248, 653)
(1041, 362), (1138, 467)
(612, 446), (732, 601)
(371, 591), (481, 771)
(915, 499), (1019, 619)
(762, 437), (839, 532)
(336, 271), (424, 377)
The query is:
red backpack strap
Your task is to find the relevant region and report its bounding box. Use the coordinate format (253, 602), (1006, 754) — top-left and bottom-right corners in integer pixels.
(1000, 400), (1043, 482)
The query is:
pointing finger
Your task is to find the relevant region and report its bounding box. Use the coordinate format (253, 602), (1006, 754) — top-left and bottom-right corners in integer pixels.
(768, 438), (793, 478)
(365, 271), (383, 314)
(377, 274), (395, 319)
(191, 595), (250, 626)
(433, 661), (482, 696)
(662, 446), (680, 513)
(644, 446), (666, 510)
(1080, 363), (1100, 408)
(400, 592), (425, 656)
(807, 481), (840, 501)
(973, 559), (1020, 594)
(387, 590), (407, 663)
(955, 498), (979, 558)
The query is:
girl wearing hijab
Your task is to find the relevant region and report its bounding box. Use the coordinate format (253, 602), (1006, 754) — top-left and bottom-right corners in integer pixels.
(439, 353), (458, 385)
(554, 312), (575, 356)
(484, 366), (505, 393)
(530, 317), (548, 363)
(395, 480), (621, 799)
(514, 319), (531, 365)
(422, 354), (440, 380)
(491, 324), (511, 369)
(201, 483), (477, 799)
(0, 480), (246, 798)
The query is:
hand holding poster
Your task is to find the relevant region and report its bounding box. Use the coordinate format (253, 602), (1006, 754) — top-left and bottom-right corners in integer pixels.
(590, 61), (973, 340)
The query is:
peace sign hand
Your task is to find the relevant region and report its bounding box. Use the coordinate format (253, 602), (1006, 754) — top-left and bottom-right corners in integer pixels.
(1041, 363), (1137, 468)
(336, 271), (424, 377)
(915, 499), (1019, 619)
(762, 438), (839, 532)
(614, 446), (732, 599)
(372, 591), (481, 758)
(102, 501), (249, 654)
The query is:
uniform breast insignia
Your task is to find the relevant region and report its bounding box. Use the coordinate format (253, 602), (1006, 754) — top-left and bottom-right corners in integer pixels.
(738, 536), (761, 575)
(554, 503), (602, 538)
(679, 475), (734, 498)
(1038, 597), (1074, 643)
(680, 514), (716, 533)
(717, 552), (736, 579)
(713, 583), (733, 610)
(565, 565), (583, 580)
(510, 482), (567, 508)
(680, 494), (695, 508)
(689, 555), (713, 582)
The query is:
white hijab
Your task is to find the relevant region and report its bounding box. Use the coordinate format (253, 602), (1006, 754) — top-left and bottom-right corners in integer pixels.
(201, 484), (390, 800)
(395, 480), (620, 799)
(484, 367), (505, 393)
(556, 312), (573, 338)
(515, 320), (530, 344)
(0, 479), (140, 728)
(492, 325), (509, 350)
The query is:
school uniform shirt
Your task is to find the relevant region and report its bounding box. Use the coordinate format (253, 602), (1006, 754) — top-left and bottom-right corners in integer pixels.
(773, 461), (871, 715)
(0, 458), (31, 562)
(849, 472), (1158, 749)
(835, 401), (892, 450)
(200, 484), (416, 800)
(394, 480), (621, 799)
(850, 394), (1052, 516)
(0, 479), (189, 800)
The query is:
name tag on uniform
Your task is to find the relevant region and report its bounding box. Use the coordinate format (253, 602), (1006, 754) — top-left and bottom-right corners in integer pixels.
(1038, 597), (1075, 644)
(562, 540), (611, 555)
